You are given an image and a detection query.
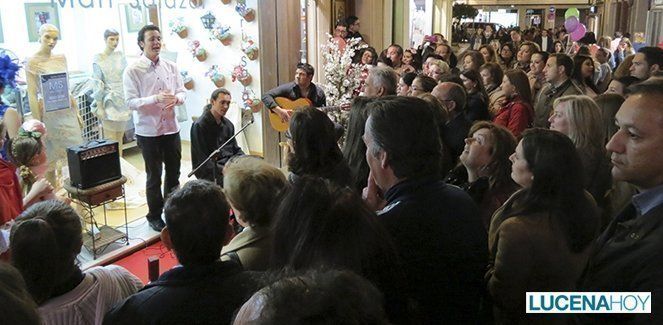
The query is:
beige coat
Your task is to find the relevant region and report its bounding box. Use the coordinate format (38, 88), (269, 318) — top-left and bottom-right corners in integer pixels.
(221, 226), (271, 271)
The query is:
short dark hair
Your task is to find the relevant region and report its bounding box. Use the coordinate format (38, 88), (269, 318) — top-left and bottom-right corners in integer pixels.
(164, 180), (230, 265)
(10, 200), (82, 304)
(210, 87), (231, 101)
(245, 269), (388, 324)
(335, 19), (347, 29)
(637, 46), (663, 69)
(401, 72), (417, 86)
(444, 82), (467, 112)
(345, 15), (359, 26)
(532, 51), (549, 64)
(388, 44), (404, 56)
(615, 75), (640, 90)
(413, 74), (437, 93)
(296, 62), (315, 76)
(367, 96), (442, 178)
(104, 28), (119, 40)
(626, 77), (663, 98)
(137, 25), (160, 51)
(550, 53), (574, 77)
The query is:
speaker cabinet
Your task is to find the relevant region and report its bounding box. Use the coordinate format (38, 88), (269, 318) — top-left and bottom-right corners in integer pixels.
(67, 140), (121, 189)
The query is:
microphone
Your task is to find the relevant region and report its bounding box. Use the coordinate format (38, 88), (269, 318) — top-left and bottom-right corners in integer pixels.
(188, 119), (254, 178)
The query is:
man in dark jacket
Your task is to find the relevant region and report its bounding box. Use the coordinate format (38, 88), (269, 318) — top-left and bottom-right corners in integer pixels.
(362, 96), (486, 323)
(190, 88), (244, 185)
(578, 79), (663, 324)
(533, 53), (582, 127)
(104, 180), (260, 324)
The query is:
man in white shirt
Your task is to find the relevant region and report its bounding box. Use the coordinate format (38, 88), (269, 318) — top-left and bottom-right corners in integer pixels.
(123, 25), (186, 231)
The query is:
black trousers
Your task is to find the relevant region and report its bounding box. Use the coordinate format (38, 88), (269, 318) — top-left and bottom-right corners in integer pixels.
(136, 133), (181, 221)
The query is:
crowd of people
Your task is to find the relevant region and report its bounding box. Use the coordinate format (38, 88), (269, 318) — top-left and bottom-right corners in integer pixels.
(1, 15), (663, 324)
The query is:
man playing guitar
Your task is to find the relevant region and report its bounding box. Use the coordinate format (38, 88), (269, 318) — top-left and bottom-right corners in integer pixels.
(261, 63), (326, 123)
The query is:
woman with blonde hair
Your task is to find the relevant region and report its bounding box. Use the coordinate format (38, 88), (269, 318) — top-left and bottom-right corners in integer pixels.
(221, 156), (288, 271)
(426, 59), (450, 83)
(614, 37), (635, 68)
(548, 95), (612, 223)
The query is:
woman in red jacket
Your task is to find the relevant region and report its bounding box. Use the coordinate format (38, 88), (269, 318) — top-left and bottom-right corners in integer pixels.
(493, 69), (533, 138)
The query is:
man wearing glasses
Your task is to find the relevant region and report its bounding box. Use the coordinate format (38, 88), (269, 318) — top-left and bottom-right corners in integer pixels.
(190, 88), (244, 186)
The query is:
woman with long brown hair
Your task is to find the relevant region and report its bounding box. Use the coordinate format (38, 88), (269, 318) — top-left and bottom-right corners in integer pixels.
(493, 69), (533, 138)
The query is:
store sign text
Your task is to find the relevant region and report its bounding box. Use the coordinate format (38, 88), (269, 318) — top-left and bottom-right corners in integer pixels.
(51, 0), (204, 9)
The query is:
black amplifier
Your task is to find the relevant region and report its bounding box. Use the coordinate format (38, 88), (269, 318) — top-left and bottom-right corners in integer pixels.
(67, 140), (121, 189)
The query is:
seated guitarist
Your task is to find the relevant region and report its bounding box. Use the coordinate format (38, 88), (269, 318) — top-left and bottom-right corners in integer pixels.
(261, 63), (326, 123)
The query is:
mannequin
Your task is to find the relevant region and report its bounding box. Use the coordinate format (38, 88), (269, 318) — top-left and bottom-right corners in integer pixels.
(91, 29), (131, 156)
(25, 24), (83, 186)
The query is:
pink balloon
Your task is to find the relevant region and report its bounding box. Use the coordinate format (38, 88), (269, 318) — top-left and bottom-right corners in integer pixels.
(570, 24), (587, 41)
(565, 16), (579, 33)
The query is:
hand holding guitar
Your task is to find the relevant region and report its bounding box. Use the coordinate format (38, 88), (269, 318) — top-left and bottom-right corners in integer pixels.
(273, 106), (292, 123)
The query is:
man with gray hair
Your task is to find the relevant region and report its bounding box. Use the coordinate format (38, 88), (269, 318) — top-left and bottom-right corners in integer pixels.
(363, 66), (398, 97)
(362, 96), (485, 323)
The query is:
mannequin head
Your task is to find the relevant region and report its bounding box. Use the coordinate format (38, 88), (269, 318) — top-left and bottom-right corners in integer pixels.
(38, 24), (60, 55)
(104, 29), (120, 53)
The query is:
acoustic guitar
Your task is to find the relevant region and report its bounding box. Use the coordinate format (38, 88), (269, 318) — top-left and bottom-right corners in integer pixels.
(268, 97), (343, 132)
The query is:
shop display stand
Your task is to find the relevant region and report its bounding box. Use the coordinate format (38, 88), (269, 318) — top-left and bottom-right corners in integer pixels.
(63, 176), (129, 259)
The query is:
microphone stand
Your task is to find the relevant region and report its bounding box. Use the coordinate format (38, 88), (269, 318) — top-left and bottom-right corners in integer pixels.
(188, 119), (254, 184)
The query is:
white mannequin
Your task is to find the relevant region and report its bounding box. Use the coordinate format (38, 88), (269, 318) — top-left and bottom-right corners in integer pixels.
(25, 24), (83, 186)
(92, 29), (130, 156)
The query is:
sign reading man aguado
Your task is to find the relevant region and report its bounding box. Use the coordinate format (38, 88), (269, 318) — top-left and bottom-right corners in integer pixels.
(51, 0), (204, 9)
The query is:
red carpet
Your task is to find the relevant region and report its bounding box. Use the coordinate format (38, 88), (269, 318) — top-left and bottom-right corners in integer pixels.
(112, 241), (179, 284)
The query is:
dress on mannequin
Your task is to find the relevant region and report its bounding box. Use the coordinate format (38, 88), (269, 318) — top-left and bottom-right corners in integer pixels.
(92, 50), (131, 155)
(25, 24), (83, 186)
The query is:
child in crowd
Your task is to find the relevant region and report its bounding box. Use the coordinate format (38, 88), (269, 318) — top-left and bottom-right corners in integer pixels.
(9, 120), (56, 203)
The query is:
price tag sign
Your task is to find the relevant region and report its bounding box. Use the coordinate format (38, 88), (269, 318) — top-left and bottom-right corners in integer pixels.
(40, 72), (70, 112)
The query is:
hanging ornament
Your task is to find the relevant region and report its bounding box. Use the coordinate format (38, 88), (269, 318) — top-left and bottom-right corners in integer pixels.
(231, 57), (252, 86)
(169, 17), (188, 38)
(181, 71), (194, 90)
(240, 21), (259, 60)
(211, 24), (233, 46)
(242, 87), (263, 113)
(188, 40), (207, 62)
(205, 65), (226, 87)
(235, 0), (256, 22)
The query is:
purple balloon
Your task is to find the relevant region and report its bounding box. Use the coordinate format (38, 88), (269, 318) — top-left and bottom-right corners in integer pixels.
(570, 23), (587, 41)
(564, 16), (579, 33)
